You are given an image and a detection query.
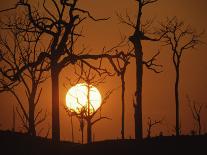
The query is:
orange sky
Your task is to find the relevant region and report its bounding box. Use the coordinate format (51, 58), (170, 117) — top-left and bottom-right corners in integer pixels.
(0, 0), (207, 142)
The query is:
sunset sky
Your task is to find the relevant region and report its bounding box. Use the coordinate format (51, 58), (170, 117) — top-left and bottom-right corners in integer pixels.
(0, 0), (207, 142)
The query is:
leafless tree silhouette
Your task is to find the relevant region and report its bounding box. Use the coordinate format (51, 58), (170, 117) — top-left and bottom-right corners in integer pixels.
(65, 66), (113, 143)
(64, 106), (75, 142)
(108, 48), (132, 139)
(117, 0), (163, 141)
(146, 117), (163, 138)
(0, 0), (128, 142)
(65, 105), (85, 144)
(158, 17), (203, 136)
(186, 95), (204, 135)
(70, 115), (74, 143)
(0, 18), (48, 136)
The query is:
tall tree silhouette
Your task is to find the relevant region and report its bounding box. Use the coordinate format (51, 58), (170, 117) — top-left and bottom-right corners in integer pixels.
(146, 117), (163, 138)
(65, 66), (113, 143)
(117, 0), (162, 140)
(0, 19), (47, 135)
(158, 17), (203, 136)
(0, 0), (158, 141)
(108, 50), (131, 139)
(186, 95), (204, 135)
(0, 0), (114, 142)
(65, 106), (85, 143)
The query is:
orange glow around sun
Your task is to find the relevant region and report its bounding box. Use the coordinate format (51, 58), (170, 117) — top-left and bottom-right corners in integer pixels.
(66, 83), (102, 114)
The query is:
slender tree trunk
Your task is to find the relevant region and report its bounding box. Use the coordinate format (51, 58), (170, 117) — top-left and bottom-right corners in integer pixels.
(71, 116), (74, 142)
(147, 125), (152, 138)
(129, 1), (143, 141)
(198, 118), (201, 135)
(51, 65), (60, 142)
(28, 104), (36, 136)
(130, 35), (143, 141)
(135, 42), (143, 141)
(175, 66), (180, 136)
(80, 118), (84, 144)
(28, 91), (36, 136)
(81, 128), (84, 144)
(86, 85), (92, 143)
(121, 74), (125, 139)
(12, 104), (15, 132)
(87, 119), (92, 143)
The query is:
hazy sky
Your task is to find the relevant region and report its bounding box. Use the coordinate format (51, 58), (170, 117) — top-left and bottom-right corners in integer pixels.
(0, 0), (207, 142)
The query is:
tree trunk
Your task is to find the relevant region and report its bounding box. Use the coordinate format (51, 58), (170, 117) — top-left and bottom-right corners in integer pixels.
(86, 84), (92, 143)
(121, 74), (125, 139)
(129, 1), (143, 141)
(198, 118), (201, 135)
(51, 65), (60, 142)
(130, 36), (143, 141)
(175, 66), (180, 136)
(87, 119), (92, 143)
(135, 43), (143, 141)
(12, 104), (15, 132)
(81, 128), (84, 144)
(147, 126), (152, 138)
(80, 118), (84, 144)
(28, 90), (36, 136)
(71, 116), (74, 142)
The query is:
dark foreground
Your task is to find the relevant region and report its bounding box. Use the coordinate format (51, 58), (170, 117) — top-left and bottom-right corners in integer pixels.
(0, 130), (206, 155)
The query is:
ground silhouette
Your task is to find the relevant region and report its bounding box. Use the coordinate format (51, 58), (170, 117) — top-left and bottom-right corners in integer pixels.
(0, 130), (206, 155)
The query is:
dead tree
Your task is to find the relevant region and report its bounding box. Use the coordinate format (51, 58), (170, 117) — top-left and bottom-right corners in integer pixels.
(65, 106), (85, 143)
(65, 65), (113, 144)
(117, 0), (162, 140)
(0, 19), (47, 136)
(158, 17), (203, 136)
(108, 50), (132, 139)
(146, 117), (162, 138)
(64, 108), (75, 143)
(0, 0), (129, 142)
(186, 95), (204, 135)
(64, 108), (75, 142)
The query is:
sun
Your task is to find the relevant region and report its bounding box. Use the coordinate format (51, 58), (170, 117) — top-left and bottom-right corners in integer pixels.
(66, 83), (102, 115)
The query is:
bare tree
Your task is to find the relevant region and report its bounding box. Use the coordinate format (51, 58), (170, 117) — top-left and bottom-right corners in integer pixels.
(64, 108), (75, 142)
(108, 49), (132, 139)
(186, 95), (204, 135)
(158, 17), (203, 136)
(146, 117), (163, 138)
(65, 65), (113, 143)
(0, 19), (47, 136)
(117, 0), (162, 140)
(65, 106), (85, 143)
(0, 0), (127, 142)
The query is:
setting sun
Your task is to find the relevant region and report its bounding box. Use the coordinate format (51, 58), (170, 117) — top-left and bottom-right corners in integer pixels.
(66, 83), (102, 114)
